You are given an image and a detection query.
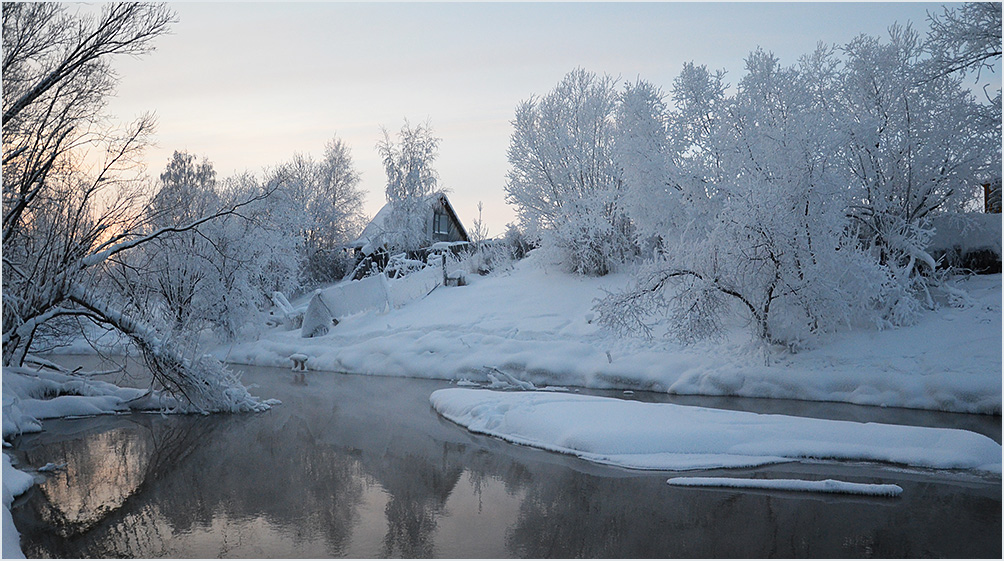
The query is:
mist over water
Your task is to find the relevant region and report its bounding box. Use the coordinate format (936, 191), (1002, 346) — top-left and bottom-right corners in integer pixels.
(8, 360), (1001, 558)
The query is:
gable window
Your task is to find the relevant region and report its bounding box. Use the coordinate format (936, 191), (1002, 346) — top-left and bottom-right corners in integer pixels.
(433, 212), (450, 235)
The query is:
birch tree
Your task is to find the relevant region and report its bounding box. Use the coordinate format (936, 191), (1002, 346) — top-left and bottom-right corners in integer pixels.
(376, 119), (441, 252)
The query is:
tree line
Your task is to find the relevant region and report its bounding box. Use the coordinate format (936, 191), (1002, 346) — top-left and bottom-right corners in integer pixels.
(2, 3), (999, 410)
(505, 4), (1001, 347)
(0, 4), (440, 410)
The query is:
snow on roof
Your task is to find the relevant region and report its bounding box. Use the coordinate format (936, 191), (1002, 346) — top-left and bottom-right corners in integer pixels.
(347, 201), (397, 250)
(348, 192), (468, 251)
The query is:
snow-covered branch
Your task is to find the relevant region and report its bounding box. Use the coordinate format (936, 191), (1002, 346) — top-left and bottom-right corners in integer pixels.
(80, 180), (278, 269)
(66, 283), (272, 413)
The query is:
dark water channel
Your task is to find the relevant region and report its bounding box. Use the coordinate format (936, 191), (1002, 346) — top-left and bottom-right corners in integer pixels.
(7, 356), (1001, 558)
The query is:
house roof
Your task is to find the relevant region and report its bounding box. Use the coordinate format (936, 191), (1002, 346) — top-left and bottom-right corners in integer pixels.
(348, 192), (468, 252)
(436, 193), (469, 241)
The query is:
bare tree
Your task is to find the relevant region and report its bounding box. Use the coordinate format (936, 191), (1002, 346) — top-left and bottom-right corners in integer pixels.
(3, 3), (174, 362)
(2, 4), (270, 412)
(2, 3), (174, 243)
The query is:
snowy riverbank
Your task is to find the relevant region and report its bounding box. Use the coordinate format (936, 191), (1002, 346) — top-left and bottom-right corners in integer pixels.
(430, 388), (1002, 474)
(218, 253), (1002, 415)
(6, 253), (998, 556)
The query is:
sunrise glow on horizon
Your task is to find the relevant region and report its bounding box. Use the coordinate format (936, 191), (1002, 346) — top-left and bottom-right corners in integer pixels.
(101, 2), (1001, 235)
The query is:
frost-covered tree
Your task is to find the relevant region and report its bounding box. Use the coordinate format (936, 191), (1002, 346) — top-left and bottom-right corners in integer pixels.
(601, 49), (888, 346)
(273, 135), (366, 285)
(140, 151), (220, 329)
(668, 62), (729, 191)
(924, 2), (1002, 81)
(314, 136), (366, 250)
(379, 119), (440, 203)
(124, 157), (301, 341)
(2, 4), (271, 412)
(924, 2), (1002, 125)
(613, 79), (680, 244)
(600, 26), (999, 348)
(199, 173), (301, 339)
(838, 26), (1000, 319)
(376, 119), (442, 252)
(505, 68), (634, 275)
(150, 151), (218, 224)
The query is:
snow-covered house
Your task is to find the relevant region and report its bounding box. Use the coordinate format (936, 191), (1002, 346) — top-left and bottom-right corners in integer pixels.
(346, 193), (469, 274)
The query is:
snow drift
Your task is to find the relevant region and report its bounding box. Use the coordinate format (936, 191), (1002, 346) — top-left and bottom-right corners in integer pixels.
(3, 453), (33, 559)
(430, 388), (1002, 473)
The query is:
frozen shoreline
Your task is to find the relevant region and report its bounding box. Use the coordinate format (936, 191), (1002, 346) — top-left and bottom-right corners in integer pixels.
(9, 256), (998, 558)
(430, 388), (1003, 474)
(216, 256), (1002, 415)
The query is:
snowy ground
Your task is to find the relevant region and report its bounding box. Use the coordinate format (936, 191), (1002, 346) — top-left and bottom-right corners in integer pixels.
(218, 251), (1002, 415)
(430, 388), (1001, 474)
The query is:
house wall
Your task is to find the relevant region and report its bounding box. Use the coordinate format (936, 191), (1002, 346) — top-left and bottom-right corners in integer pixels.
(428, 197), (467, 243)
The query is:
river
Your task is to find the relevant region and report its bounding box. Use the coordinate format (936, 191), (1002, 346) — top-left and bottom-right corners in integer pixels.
(6, 356), (1001, 557)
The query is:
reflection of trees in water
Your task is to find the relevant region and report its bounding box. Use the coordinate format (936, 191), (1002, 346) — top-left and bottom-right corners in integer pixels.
(230, 411), (367, 554)
(377, 450), (463, 557)
(17, 412), (370, 557)
(499, 463), (1001, 558)
(18, 414), (217, 557)
(463, 447), (534, 503)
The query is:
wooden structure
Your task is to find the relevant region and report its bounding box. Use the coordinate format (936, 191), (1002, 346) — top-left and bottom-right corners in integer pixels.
(346, 193), (469, 276)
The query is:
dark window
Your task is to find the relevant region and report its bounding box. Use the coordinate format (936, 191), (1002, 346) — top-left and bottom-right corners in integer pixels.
(433, 212), (450, 235)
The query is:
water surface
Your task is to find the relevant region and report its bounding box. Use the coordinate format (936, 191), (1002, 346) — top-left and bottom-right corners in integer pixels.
(8, 357), (1001, 557)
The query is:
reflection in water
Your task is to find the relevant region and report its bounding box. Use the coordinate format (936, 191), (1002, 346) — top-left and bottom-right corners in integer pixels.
(8, 361), (1002, 558)
(378, 450), (462, 557)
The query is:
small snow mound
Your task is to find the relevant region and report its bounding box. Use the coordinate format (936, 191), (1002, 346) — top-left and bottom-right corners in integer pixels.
(666, 477), (903, 497)
(484, 367), (536, 390)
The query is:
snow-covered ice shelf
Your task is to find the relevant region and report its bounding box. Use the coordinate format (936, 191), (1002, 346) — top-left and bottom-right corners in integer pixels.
(666, 477), (903, 496)
(430, 388), (1003, 473)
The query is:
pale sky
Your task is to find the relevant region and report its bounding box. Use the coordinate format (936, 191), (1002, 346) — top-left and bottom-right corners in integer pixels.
(100, 2), (998, 236)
